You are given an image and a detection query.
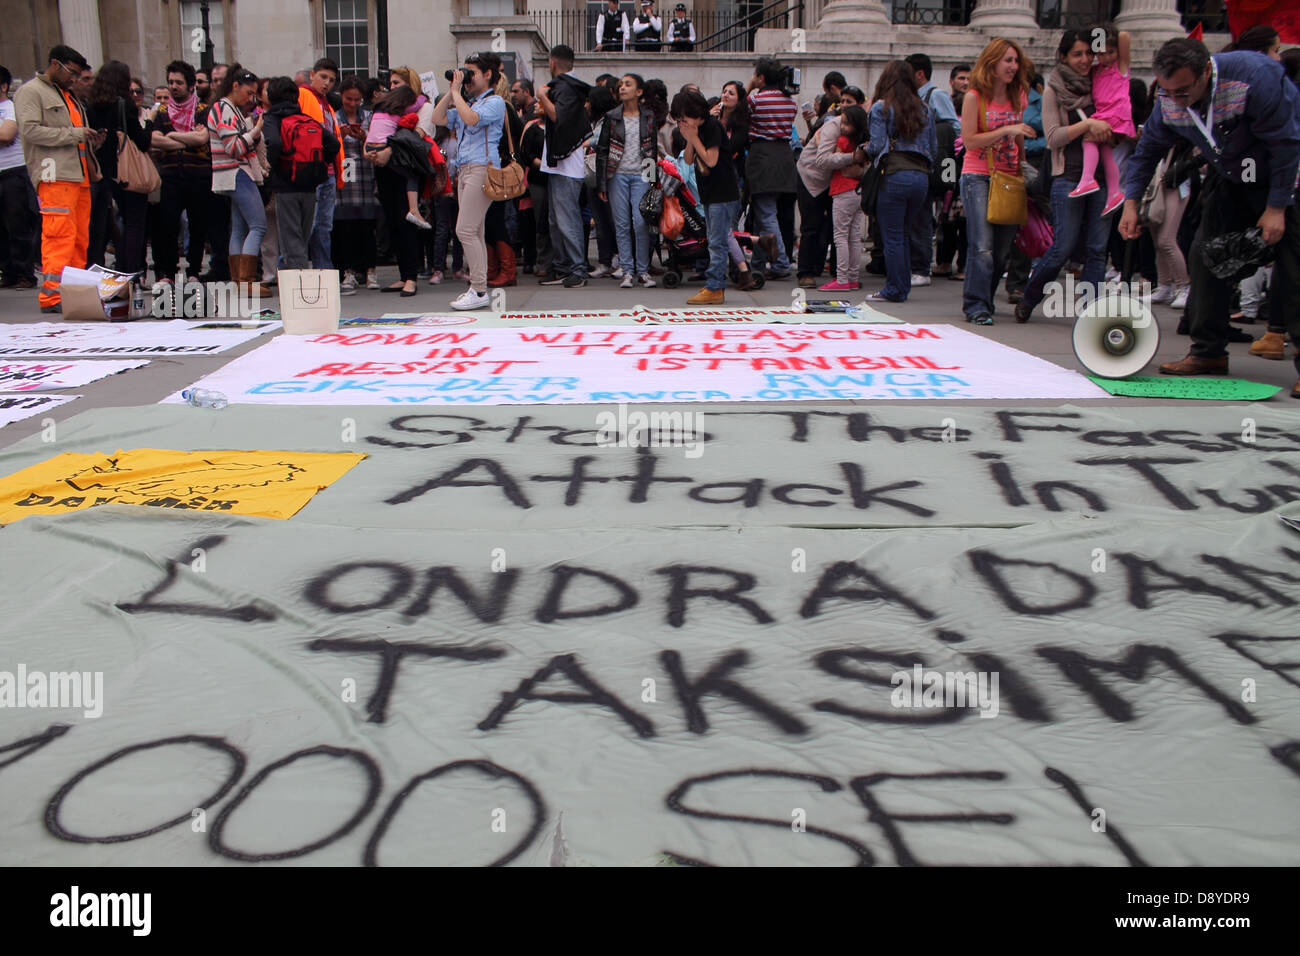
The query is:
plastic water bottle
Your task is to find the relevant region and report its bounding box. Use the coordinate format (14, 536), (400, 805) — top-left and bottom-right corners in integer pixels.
(131, 286), (145, 318)
(182, 388), (228, 409)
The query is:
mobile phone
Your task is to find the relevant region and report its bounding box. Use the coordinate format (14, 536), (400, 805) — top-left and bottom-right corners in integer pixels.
(800, 102), (812, 113)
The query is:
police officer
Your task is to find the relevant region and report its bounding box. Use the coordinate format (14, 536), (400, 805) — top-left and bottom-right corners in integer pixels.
(668, 4), (695, 53)
(632, 0), (662, 52)
(595, 0), (629, 53)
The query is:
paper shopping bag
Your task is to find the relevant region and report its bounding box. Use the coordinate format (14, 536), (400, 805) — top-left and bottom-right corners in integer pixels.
(279, 269), (340, 334)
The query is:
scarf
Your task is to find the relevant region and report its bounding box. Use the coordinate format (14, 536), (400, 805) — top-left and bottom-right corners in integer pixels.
(1048, 63), (1093, 114)
(167, 90), (198, 132)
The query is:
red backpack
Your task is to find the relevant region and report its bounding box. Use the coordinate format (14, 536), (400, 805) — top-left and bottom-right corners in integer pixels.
(278, 113), (327, 187)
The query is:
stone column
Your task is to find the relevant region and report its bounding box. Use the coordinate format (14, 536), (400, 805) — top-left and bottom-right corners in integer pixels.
(58, 0), (104, 68)
(1114, 0), (1184, 36)
(817, 0), (891, 30)
(967, 0), (1038, 33)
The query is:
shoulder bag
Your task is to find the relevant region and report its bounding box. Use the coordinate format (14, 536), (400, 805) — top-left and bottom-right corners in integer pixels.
(482, 99), (527, 201)
(116, 99), (162, 194)
(980, 93), (1027, 226)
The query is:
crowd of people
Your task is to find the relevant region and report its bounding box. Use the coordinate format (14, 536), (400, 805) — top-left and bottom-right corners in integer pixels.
(0, 25), (1296, 393)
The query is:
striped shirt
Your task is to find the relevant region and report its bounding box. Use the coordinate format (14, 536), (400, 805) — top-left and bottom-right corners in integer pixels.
(206, 98), (261, 192)
(747, 88), (797, 142)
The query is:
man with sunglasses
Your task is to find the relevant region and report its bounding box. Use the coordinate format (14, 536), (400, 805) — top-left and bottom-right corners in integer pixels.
(13, 45), (105, 313)
(1121, 37), (1300, 397)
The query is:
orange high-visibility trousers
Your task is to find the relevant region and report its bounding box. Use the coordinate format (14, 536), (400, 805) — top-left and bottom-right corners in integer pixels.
(37, 180), (91, 308)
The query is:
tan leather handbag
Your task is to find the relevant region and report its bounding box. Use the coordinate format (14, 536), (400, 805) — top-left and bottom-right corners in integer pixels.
(116, 100), (161, 194)
(979, 93), (1027, 226)
(483, 104), (526, 201)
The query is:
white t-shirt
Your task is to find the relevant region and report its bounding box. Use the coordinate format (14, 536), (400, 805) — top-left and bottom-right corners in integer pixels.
(0, 100), (24, 172)
(540, 136), (586, 179)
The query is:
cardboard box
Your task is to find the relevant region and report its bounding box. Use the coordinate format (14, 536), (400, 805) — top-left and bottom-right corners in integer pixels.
(59, 265), (139, 321)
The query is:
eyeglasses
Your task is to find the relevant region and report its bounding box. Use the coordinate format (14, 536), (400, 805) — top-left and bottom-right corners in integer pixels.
(131, 88), (143, 95)
(56, 61), (84, 80)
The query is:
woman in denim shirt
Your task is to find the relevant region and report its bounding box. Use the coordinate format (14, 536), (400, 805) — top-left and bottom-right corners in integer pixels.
(432, 51), (506, 310)
(865, 60), (937, 303)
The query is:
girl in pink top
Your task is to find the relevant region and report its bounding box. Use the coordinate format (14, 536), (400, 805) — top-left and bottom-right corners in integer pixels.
(1070, 26), (1134, 216)
(366, 86), (432, 229)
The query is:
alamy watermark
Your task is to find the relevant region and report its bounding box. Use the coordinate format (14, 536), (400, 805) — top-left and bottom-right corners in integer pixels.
(891, 665), (1000, 718)
(1041, 274), (1155, 322)
(0, 665), (103, 718)
(594, 405), (706, 459)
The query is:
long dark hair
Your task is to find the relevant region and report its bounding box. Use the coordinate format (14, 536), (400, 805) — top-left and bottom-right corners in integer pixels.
(644, 78), (669, 130)
(88, 60), (131, 107)
(872, 60), (925, 140)
(373, 85), (416, 116)
(721, 79), (750, 128)
(1225, 24), (1278, 53)
(838, 104), (869, 145)
(213, 62), (255, 102)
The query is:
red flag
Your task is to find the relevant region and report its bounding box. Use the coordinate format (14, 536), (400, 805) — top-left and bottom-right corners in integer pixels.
(1188, 22), (1203, 41)
(1226, 0), (1300, 43)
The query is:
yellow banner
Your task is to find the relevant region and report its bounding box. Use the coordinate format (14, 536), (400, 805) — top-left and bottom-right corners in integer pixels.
(0, 449), (366, 523)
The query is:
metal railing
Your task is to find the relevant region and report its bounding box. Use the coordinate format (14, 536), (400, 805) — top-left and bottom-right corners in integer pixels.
(697, 0), (803, 52)
(531, 9), (753, 53)
(891, 1), (970, 26)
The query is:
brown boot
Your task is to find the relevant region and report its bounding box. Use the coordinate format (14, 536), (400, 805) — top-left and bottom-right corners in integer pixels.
(1159, 353), (1229, 376)
(1249, 331), (1286, 360)
(486, 245), (500, 284)
(687, 288), (725, 305)
(735, 268), (755, 291)
(489, 241), (516, 287)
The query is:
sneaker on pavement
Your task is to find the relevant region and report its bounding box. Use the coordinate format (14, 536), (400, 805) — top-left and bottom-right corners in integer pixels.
(590, 264), (613, 278)
(539, 273), (566, 286)
(611, 267), (624, 279)
(340, 274), (357, 295)
(620, 274), (635, 288)
(450, 289), (490, 310)
(819, 279), (854, 291)
(910, 274), (932, 287)
(428, 270), (443, 285)
(638, 273), (656, 288)
(1150, 284), (1173, 303)
(562, 274), (588, 288)
(1170, 285), (1190, 310)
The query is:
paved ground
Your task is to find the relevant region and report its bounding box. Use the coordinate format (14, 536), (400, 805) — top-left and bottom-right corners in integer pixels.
(2, 265), (1297, 448)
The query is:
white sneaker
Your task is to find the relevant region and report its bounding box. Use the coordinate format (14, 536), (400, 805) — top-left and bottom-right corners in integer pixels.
(1149, 284), (1173, 303)
(910, 274), (931, 287)
(365, 270), (379, 290)
(638, 273), (656, 288)
(590, 264), (613, 278)
(340, 274), (357, 295)
(450, 289), (490, 310)
(611, 267), (624, 279)
(620, 274), (635, 289)
(1170, 285), (1189, 310)
(1105, 266), (1121, 282)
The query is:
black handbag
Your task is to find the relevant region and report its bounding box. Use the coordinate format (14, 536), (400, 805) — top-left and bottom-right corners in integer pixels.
(639, 185), (664, 225)
(858, 160), (883, 215)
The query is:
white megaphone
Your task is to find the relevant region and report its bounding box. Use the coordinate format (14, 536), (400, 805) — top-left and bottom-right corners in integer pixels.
(1072, 288), (1160, 378)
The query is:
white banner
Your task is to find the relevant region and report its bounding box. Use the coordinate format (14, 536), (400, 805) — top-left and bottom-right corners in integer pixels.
(0, 321), (277, 358)
(0, 393), (80, 428)
(0, 360), (148, 391)
(356, 305), (903, 328)
(167, 324), (1108, 406)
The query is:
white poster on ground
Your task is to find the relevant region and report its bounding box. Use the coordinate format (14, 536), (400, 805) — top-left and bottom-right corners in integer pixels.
(358, 305), (903, 327)
(166, 324), (1108, 406)
(0, 508), (1295, 865)
(0, 321), (276, 357)
(0, 393), (80, 428)
(0, 360), (148, 391)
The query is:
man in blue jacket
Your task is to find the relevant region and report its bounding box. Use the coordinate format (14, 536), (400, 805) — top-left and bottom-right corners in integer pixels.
(1120, 38), (1300, 397)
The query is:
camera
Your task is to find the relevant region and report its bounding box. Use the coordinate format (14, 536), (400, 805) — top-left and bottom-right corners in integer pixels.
(779, 66), (801, 95)
(445, 69), (456, 81)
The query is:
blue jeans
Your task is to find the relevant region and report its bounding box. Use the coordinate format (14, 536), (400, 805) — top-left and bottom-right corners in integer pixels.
(547, 174), (586, 279)
(876, 169), (930, 300)
(705, 200), (739, 290)
(1022, 178), (1110, 313)
(609, 172), (651, 276)
(309, 178), (336, 269)
(960, 173), (1021, 319)
(750, 193), (790, 274)
(228, 170), (268, 257)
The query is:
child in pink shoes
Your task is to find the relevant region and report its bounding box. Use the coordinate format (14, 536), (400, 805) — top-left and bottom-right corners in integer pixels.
(1070, 25), (1135, 217)
(821, 109), (869, 291)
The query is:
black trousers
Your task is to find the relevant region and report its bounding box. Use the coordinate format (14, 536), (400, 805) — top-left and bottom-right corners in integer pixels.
(796, 181), (833, 278)
(153, 175), (208, 279)
(204, 191), (231, 279)
(376, 166), (421, 281)
(0, 167), (37, 282)
(332, 218), (377, 273)
(1189, 172), (1300, 372)
(486, 198), (507, 245)
(88, 180), (149, 275)
(778, 192), (795, 267)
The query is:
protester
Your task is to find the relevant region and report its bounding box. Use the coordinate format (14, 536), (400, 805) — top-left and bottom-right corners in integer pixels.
(297, 58), (342, 270)
(1013, 30), (1115, 324)
(596, 0), (630, 52)
(745, 57), (797, 279)
(822, 105), (869, 291)
(709, 80), (754, 288)
(597, 73), (657, 288)
(0, 65), (38, 288)
(1004, 69), (1046, 303)
(86, 60), (151, 276)
(950, 63), (971, 107)
(1068, 24), (1132, 216)
(485, 69), (522, 289)
(1148, 138), (1197, 309)
(153, 85), (170, 110)
(537, 44), (591, 289)
(265, 75), (337, 272)
(1120, 38), (1300, 395)
(519, 99), (550, 279)
(432, 51), (507, 309)
(207, 65), (268, 296)
(959, 38), (1035, 325)
(195, 70), (211, 104)
(130, 78), (147, 120)
(796, 91), (863, 290)
(149, 60), (218, 288)
(632, 1), (662, 52)
(14, 45), (103, 313)
(668, 5), (696, 52)
(334, 75), (379, 293)
(840, 86), (866, 107)
(586, 84), (618, 279)
(676, 90), (738, 304)
(1224, 24), (1281, 60)
(866, 61), (937, 302)
(367, 86), (430, 230)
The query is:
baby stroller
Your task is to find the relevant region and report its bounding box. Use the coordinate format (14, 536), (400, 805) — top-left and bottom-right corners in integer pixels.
(639, 157), (765, 289)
